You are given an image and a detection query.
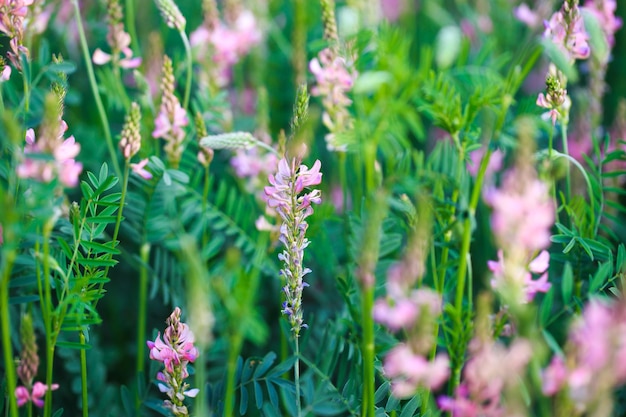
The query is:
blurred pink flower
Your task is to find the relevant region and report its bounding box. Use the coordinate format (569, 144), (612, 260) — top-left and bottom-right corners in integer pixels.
(17, 122), (82, 187)
(130, 158), (152, 180)
(1, 64), (10, 81)
(583, 0), (622, 47)
(544, 4), (590, 61)
(514, 3), (541, 28)
(384, 344), (450, 398)
(15, 382), (59, 408)
(467, 148), (504, 178)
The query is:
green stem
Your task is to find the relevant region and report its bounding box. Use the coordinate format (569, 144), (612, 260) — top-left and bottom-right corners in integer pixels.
(0, 249), (18, 417)
(201, 166), (210, 250)
(136, 243), (150, 376)
(223, 333), (243, 417)
(294, 337), (302, 417)
(71, 0), (121, 179)
(180, 30), (193, 110)
(561, 122), (571, 206)
(338, 152), (348, 214)
(42, 223), (55, 417)
(125, 0), (139, 52)
(361, 285), (375, 417)
(22, 62), (30, 117)
(79, 331), (89, 417)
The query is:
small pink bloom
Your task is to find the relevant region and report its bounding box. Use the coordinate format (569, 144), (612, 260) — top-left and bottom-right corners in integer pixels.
(92, 48), (112, 65)
(467, 148), (503, 177)
(15, 386), (29, 407)
(542, 356), (567, 395)
(1, 65), (10, 81)
(131, 158), (153, 180)
(514, 4), (540, 28)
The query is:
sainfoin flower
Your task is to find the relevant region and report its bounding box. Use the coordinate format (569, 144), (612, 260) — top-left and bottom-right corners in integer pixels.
(15, 382), (59, 408)
(309, 48), (357, 151)
(544, 0), (590, 62)
(264, 157), (322, 336)
(438, 338), (532, 416)
(0, 0), (34, 69)
(17, 121), (83, 187)
(92, 0), (141, 69)
(542, 298), (626, 414)
(147, 307), (199, 417)
(583, 0), (622, 47)
(152, 55), (188, 168)
(190, 9), (261, 87)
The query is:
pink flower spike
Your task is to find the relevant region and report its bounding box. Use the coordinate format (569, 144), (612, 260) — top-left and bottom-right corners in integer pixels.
(131, 158), (153, 180)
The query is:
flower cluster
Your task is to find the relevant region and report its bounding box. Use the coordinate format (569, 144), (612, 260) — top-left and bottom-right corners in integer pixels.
(485, 168), (554, 304)
(92, 0), (141, 69)
(0, 0), (33, 69)
(375, 286), (450, 397)
(309, 48), (357, 152)
(264, 157), (322, 336)
(15, 313), (59, 408)
(583, 0), (622, 47)
(374, 213), (450, 398)
(147, 307), (199, 417)
(190, 8), (261, 87)
(542, 298), (626, 415)
(152, 55), (189, 168)
(231, 147), (278, 187)
(536, 64), (571, 126)
(438, 337), (532, 416)
(17, 120), (83, 187)
(544, 0), (591, 62)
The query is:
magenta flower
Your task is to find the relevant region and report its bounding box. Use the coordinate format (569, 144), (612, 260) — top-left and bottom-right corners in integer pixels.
(514, 3), (541, 28)
(0, 0), (34, 69)
(488, 249), (551, 302)
(15, 382), (59, 408)
(147, 307), (199, 417)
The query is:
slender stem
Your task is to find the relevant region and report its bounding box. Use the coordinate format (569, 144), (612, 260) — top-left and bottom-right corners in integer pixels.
(0, 84), (5, 114)
(0, 249), (18, 417)
(561, 122), (571, 205)
(338, 152), (348, 214)
(79, 331), (89, 417)
(125, 0), (140, 52)
(361, 285), (375, 417)
(294, 337), (302, 417)
(42, 223), (54, 417)
(22, 61), (30, 117)
(223, 333), (243, 417)
(202, 166), (210, 250)
(71, 0), (122, 179)
(180, 30), (193, 110)
(135, 242), (151, 414)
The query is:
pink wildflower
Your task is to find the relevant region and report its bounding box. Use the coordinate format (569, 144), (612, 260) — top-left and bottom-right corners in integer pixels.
(17, 121), (83, 187)
(488, 250), (552, 302)
(0, 0), (34, 69)
(264, 157), (322, 336)
(130, 158), (152, 180)
(514, 4), (541, 28)
(466, 148), (504, 178)
(147, 307), (199, 417)
(384, 344), (450, 398)
(15, 382), (59, 408)
(1, 63), (10, 81)
(583, 0), (622, 47)
(374, 287), (442, 331)
(542, 298), (626, 413)
(438, 338), (532, 417)
(152, 55), (188, 168)
(485, 172), (554, 253)
(190, 8), (261, 87)
(544, 1), (590, 61)
(309, 48), (357, 151)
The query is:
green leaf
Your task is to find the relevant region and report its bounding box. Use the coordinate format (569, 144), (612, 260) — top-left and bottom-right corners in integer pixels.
(56, 341), (92, 350)
(540, 288), (555, 326)
(239, 385), (249, 415)
(52, 409), (64, 417)
(48, 61), (77, 74)
(79, 240), (120, 255)
(267, 356), (297, 378)
(75, 256), (118, 267)
(542, 329), (564, 357)
(253, 380), (264, 409)
(399, 395), (421, 417)
(266, 380), (279, 409)
(562, 262), (573, 304)
(590, 262), (612, 293)
(254, 351), (277, 378)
